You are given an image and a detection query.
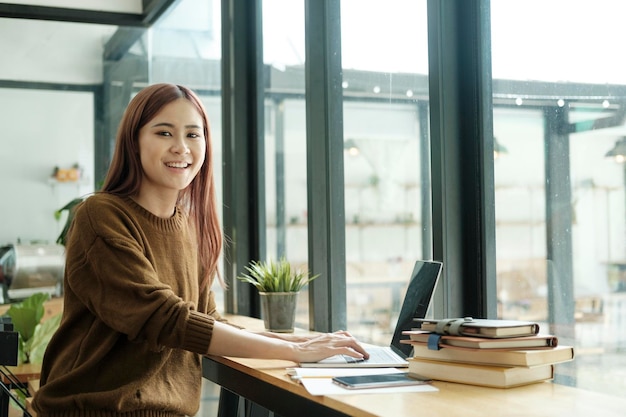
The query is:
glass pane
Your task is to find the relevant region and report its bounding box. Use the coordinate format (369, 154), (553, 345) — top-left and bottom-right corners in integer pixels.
(262, 0), (310, 328)
(492, 0), (626, 397)
(341, 0), (430, 345)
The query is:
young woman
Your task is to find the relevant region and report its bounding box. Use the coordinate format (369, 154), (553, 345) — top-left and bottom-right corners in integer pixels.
(33, 83), (368, 417)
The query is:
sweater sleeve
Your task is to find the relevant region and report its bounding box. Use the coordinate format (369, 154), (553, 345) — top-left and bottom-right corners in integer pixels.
(64, 195), (216, 355)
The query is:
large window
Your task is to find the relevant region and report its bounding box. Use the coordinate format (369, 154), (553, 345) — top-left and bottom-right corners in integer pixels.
(260, 0), (431, 335)
(340, 0), (430, 344)
(262, 0), (311, 327)
(491, 0), (626, 396)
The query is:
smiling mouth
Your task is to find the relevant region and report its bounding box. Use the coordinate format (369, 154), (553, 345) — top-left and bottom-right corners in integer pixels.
(165, 162), (190, 168)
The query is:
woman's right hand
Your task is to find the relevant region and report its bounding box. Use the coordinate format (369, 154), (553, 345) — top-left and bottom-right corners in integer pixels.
(290, 330), (370, 363)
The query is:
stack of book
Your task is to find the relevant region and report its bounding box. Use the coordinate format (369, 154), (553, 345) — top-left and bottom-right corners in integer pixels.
(401, 318), (574, 388)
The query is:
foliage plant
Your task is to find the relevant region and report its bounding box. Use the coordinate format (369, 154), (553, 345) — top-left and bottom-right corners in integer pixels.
(54, 197), (85, 246)
(238, 257), (319, 293)
(2, 292), (61, 364)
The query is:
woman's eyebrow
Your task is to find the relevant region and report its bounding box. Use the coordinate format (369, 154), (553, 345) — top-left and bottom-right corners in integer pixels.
(151, 122), (174, 128)
(150, 122), (202, 129)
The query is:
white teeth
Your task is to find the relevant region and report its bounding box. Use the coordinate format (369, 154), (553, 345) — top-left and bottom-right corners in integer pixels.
(166, 162), (189, 168)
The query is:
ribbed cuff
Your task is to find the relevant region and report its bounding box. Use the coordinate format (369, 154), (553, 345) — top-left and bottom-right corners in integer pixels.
(183, 310), (214, 354)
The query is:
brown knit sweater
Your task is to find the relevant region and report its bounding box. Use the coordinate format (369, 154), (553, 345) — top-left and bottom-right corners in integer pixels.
(33, 193), (223, 417)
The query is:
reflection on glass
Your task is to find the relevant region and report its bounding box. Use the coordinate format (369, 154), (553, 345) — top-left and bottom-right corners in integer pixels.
(492, 0), (626, 397)
(262, 1), (311, 328)
(341, 0), (430, 345)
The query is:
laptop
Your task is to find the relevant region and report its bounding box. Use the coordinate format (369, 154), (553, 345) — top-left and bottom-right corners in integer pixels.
(300, 260), (442, 368)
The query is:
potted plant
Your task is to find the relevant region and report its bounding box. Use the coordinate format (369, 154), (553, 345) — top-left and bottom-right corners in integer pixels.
(1, 292), (61, 365)
(238, 257), (319, 332)
(1, 292), (62, 412)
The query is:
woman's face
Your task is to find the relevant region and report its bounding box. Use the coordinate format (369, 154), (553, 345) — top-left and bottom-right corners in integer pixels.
(137, 98), (206, 200)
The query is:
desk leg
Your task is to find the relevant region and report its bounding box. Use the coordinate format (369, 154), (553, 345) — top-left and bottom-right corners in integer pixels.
(248, 402), (274, 417)
(217, 388), (278, 417)
(1, 389), (8, 417)
(217, 388), (240, 417)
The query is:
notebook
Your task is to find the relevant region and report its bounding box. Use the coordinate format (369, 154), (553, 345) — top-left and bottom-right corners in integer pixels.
(300, 260), (443, 368)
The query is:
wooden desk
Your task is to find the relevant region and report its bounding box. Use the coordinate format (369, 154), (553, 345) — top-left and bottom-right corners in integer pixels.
(203, 316), (626, 417)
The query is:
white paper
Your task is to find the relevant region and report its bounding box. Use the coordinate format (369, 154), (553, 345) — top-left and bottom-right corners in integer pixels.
(288, 367), (403, 379)
(287, 367), (438, 396)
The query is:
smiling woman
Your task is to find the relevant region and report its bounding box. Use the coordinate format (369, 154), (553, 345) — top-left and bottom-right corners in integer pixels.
(99, 83), (220, 291)
(30, 83), (370, 417)
(135, 98), (207, 218)
(30, 83), (226, 417)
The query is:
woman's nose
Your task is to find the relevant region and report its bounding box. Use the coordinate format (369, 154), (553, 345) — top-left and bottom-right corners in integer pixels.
(171, 137), (190, 154)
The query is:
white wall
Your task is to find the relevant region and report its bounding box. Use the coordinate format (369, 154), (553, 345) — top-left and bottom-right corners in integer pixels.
(0, 88), (95, 245)
(0, 18), (115, 84)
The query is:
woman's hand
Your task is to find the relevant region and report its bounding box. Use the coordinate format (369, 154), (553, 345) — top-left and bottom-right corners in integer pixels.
(289, 330), (370, 363)
(210, 321), (369, 363)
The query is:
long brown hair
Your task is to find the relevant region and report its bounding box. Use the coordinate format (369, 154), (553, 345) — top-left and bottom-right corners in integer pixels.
(101, 83), (223, 290)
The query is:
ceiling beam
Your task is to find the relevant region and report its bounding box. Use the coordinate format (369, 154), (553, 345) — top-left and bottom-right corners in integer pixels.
(0, 0), (178, 27)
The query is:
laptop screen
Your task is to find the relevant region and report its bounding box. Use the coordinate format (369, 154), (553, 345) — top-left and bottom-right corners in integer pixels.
(390, 260), (442, 358)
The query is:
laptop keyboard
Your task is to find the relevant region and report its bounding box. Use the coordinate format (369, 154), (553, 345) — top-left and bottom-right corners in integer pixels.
(342, 355), (365, 363)
(366, 348), (403, 362)
(342, 347), (402, 364)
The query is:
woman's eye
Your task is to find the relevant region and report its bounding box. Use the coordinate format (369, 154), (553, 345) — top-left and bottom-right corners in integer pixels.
(188, 132), (202, 139)
(157, 131), (172, 137)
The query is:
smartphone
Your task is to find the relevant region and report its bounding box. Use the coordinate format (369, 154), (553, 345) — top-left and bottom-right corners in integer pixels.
(332, 373), (431, 390)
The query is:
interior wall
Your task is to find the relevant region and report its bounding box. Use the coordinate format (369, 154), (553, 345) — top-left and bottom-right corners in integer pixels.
(0, 88), (95, 245)
(0, 17), (115, 84)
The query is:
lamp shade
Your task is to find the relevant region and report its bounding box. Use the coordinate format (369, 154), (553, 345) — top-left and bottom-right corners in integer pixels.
(343, 139), (360, 156)
(494, 137), (508, 159)
(605, 137), (626, 163)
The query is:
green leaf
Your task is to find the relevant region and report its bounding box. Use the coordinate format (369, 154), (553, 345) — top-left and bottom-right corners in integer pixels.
(5, 292), (50, 341)
(2, 293), (60, 364)
(28, 313), (62, 364)
(55, 197), (85, 245)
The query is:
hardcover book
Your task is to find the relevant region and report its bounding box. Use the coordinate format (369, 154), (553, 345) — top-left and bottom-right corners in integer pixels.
(408, 358), (554, 388)
(407, 343), (574, 367)
(414, 317), (540, 338)
(403, 330), (559, 349)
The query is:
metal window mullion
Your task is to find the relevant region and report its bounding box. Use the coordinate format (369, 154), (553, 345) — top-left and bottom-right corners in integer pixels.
(543, 106), (576, 328)
(543, 105), (577, 387)
(418, 101), (433, 260)
(427, 0), (497, 318)
(305, 0), (346, 332)
(274, 99), (287, 258)
(221, 0), (266, 317)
